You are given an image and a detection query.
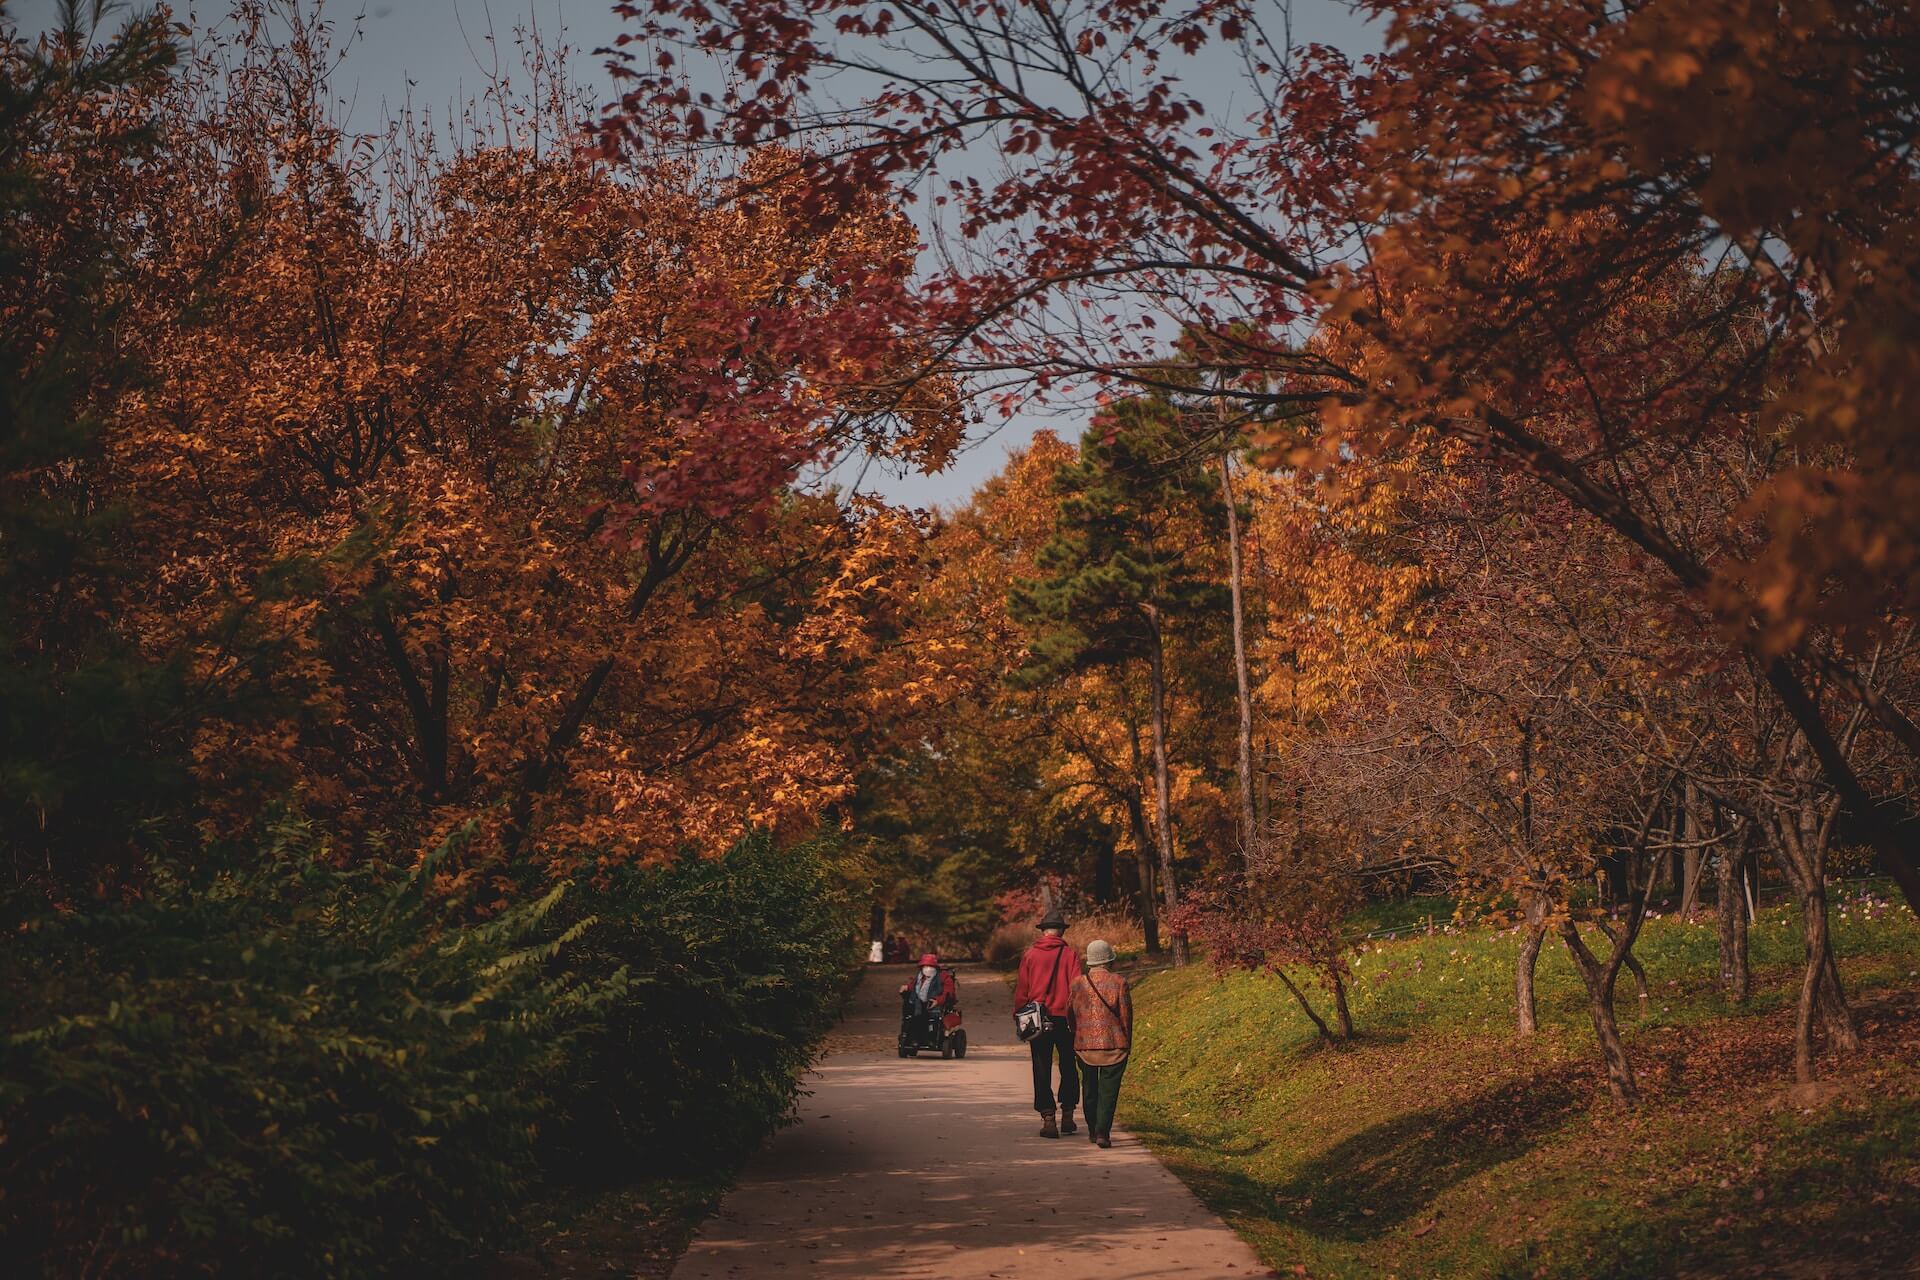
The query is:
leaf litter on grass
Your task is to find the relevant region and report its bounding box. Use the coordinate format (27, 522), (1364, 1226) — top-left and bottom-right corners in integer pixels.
(1124, 903), (1920, 1279)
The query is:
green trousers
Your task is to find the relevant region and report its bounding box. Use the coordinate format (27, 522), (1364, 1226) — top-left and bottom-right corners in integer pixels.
(1077, 1057), (1129, 1137)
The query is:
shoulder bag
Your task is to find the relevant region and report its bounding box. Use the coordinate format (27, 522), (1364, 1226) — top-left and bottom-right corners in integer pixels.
(1014, 945), (1067, 1042)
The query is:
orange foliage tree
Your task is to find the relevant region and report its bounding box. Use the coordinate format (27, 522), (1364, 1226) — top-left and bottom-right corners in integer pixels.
(31, 6), (958, 893)
(607, 0), (1920, 1091)
(606, 0), (1920, 909)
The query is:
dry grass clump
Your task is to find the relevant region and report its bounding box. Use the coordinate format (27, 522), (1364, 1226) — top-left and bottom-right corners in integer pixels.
(984, 923), (1037, 966)
(984, 911), (1149, 967)
(1068, 912), (1148, 958)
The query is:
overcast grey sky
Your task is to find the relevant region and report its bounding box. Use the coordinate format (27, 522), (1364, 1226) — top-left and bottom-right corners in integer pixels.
(8, 0), (1378, 512)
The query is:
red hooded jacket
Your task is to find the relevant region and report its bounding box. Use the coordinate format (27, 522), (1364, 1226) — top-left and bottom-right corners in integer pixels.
(1013, 933), (1083, 1017)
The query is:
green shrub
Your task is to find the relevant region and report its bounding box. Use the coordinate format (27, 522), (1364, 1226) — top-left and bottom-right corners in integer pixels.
(0, 825), (863, 1276)
(0, 820), (624, 1278)
(540, 830), (864, 1176)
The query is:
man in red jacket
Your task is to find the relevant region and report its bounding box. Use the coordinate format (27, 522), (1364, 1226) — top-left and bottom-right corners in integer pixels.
(1013, 908), (1083, 1138)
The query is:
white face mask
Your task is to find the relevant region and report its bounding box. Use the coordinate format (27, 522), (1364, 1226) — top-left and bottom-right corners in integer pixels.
(920, 965), (937, 978)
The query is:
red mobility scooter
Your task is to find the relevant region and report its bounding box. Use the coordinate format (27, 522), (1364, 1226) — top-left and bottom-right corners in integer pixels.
(897, 952), (967, 1059)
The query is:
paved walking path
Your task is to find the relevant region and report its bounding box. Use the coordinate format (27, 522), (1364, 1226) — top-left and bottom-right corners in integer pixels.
(671, 964), (1269, 1279)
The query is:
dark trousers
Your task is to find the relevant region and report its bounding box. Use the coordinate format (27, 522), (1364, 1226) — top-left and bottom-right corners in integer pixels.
(1078, 1057), (1128, 1137)
(1029, 1024), (1079, 1113)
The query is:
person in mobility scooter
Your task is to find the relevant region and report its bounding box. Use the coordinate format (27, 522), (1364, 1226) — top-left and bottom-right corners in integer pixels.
(898, 952), (967, 1058)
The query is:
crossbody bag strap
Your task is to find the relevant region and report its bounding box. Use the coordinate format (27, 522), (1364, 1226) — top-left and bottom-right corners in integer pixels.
(1027, 944), (1066, 1032)
(1089, 970), (1122, 1021)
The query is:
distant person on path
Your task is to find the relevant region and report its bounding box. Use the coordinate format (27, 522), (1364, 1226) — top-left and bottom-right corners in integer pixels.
(1013, 908), (1083, 1138)
(1068, 938), (1133, 1149)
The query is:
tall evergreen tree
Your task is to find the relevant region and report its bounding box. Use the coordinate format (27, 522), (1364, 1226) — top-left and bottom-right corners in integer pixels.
(1010, 395), (1228, 964)
(2, 5), (185, 893)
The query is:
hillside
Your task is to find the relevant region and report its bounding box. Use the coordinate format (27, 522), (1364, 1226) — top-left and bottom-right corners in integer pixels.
(1126, 890), (1920, 1278)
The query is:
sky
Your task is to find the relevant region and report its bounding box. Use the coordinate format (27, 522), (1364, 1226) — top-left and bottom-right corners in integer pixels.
(9, 0), (1379, 512)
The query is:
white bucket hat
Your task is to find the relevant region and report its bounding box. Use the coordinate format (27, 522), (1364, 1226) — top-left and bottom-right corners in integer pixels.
(1085, 939), (1116, 967)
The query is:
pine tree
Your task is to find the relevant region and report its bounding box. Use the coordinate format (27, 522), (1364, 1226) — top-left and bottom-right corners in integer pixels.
(1, 6), (185, 893)
(1009, 395), (1228, 963)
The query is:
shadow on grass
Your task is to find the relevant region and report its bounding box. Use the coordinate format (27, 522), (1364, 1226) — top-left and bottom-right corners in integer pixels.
(1135, 1063), (1588, 1244)
(1515, 1091), (1920, 1280)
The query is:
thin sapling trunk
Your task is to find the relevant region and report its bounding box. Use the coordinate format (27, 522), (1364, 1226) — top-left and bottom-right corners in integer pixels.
(1717, 826), (1751, 1002)
(1272, 965), (1337, 1044)
(1516, 887), (1547, 1035)
(1218, 443), (1259, 860)
(1144, 610), (1187, 966)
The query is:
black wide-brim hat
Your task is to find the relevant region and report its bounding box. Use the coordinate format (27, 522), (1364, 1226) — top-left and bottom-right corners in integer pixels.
(1038, 908), (1067, 930)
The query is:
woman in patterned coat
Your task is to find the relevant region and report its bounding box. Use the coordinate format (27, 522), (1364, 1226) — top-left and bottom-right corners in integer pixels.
(1067, 938), (1133, 1149)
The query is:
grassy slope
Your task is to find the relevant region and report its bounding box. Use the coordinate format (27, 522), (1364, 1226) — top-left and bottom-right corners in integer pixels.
(1125, 887), (1920, 1279)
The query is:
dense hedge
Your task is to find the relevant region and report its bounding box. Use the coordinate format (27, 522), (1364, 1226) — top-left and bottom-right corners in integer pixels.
(544, 831), (866, 1171)
(0, 825), (863, 1278)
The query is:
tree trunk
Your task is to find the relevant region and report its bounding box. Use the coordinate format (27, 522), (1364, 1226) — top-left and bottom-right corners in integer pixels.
(1625, 945), (1651, 1002)
(1558, 814), (1672, 1105)
(1717, 827), (1751, 1002)
(1679, 781), (1704, 920)
(1328, 961), (1354, 1039)
(1218, 449), (1259, 862)
(1125, 800), (1161, 954)
(1760, 656), (1920, 917)
(370, 597), (450, 799)
(1516, 724), (1544, 1035)
(1559, 918), (1641, 1103)
(1585, 979), (1637, 1102)
(1817, 942), (1858, 1054)
(1272, 966), (1336, 1043)
(1144, 613), (1187, 966)
(1767, 803), (1860, 1081)
(1124, 721), (1163, 956)
(1592, 916), (1652, 1001)
(1256, 736), (1273, 836)
(1744, 838), (1760, 925)
(1794, 887), (1830, 1084)
(1516, 898), (1546, 1036)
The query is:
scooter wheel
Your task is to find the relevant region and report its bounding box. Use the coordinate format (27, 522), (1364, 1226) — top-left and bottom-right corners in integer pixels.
(952, 1031), (967, 1059)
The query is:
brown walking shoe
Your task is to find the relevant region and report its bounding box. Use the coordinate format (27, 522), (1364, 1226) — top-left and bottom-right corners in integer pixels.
(1096, 1133), (1112, 1149)
(1059, 1108), (1077, 1136)
(1039, 1109), (1059, 1139)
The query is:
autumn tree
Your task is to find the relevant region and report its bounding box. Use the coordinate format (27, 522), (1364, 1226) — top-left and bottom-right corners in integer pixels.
(849, 437), (1100, 949)
(0, 3), (965, 905)
(864, 427), (1235, 952)
(603, 0), (1920, 930)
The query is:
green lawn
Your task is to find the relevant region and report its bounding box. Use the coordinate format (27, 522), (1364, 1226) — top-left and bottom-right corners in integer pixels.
(1342, 894), (1460, 938)
(1124, 886), (1920, 1278)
